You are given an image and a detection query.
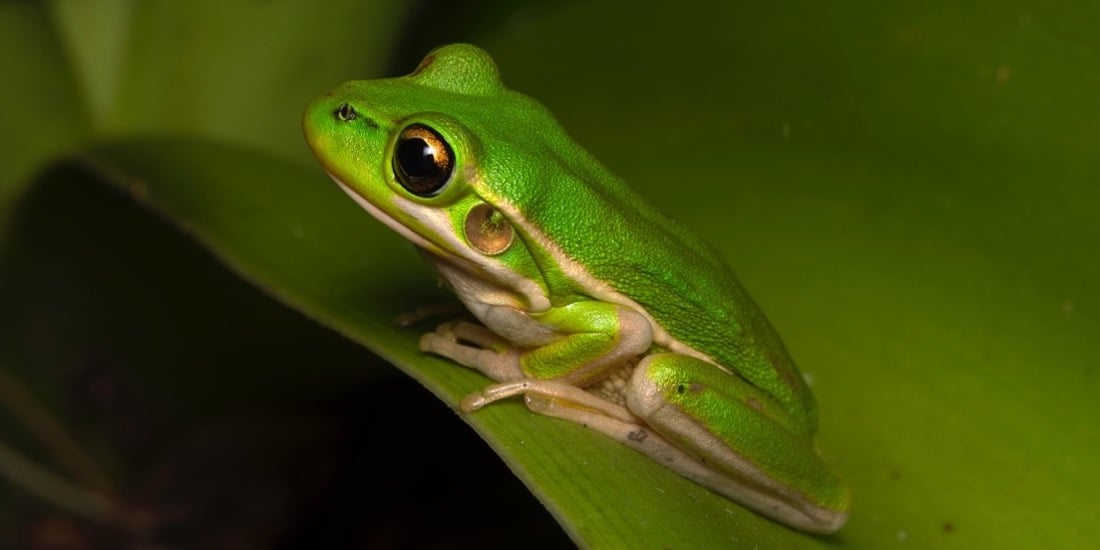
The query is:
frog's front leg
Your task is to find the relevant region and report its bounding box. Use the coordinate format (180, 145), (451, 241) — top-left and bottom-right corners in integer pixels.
(419, 321), (522, 382)
(419, 300), (652, 385)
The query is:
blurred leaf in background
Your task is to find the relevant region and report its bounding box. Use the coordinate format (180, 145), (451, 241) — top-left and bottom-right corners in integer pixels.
(1, 0), (1098, 548)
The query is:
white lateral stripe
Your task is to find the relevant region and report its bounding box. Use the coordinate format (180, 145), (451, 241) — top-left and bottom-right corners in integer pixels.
(492, 201), (724, 371)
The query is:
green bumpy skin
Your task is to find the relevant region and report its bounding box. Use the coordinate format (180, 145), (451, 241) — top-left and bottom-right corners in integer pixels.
(303, 43), (850, 534)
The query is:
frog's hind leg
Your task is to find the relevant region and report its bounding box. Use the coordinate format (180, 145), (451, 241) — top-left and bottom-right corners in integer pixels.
(458, 357), (850, 533)
(459, 378), (738, 514)
(627, 353), (850, 534)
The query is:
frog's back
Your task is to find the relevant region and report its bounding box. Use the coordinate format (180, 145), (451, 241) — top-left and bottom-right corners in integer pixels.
(482, 122), (817, 424)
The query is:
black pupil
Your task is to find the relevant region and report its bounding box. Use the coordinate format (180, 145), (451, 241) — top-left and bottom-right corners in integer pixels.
(393, 125), (453, 197)
(397, 138), (439, 178)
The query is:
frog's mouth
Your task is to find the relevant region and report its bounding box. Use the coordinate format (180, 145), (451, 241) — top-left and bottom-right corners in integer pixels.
(328, 173), (551, 312)
(331, 175), (447, 258)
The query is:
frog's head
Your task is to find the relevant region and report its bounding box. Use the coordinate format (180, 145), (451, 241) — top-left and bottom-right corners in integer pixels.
(302, 43), (566, 307)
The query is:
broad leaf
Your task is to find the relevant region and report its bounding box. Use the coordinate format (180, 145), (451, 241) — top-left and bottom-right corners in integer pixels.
(1, 0), (1098, 547)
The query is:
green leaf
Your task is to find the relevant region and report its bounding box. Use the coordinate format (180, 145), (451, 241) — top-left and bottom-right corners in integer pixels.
(3, 0), (1098, 547)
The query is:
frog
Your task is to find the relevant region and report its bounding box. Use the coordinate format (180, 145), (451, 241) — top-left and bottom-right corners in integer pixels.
(302, 43), (850, 533)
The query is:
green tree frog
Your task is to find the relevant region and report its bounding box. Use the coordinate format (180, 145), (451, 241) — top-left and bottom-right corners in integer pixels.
(302, 44), (850, 533)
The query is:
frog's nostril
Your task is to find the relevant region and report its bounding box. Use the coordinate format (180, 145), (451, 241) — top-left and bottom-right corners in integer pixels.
(334, 102), (357, 122)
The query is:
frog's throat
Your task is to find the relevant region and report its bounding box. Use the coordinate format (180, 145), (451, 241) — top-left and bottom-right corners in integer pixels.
(330, 174), (551, 312)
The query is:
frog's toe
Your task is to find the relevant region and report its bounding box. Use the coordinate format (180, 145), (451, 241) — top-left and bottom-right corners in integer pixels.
(448, 320), (510, 351)
(420, 326), (522, 382)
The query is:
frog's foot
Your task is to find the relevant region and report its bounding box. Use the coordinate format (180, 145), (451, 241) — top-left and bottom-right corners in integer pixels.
(460, 378), (637, 424)
(420, 320), (523, 382)
(461, 378), (729, 504)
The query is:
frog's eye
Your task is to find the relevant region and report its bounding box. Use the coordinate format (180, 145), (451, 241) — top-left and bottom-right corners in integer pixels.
(393, 124), (454, 197)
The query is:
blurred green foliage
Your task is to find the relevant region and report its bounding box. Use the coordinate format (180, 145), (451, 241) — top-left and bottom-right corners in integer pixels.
(1, 1), (1097, 548)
